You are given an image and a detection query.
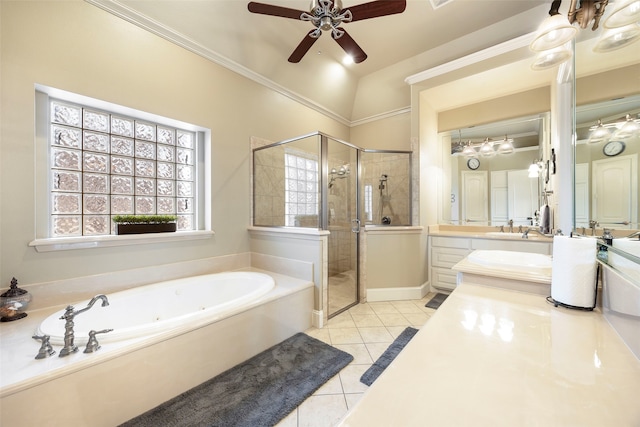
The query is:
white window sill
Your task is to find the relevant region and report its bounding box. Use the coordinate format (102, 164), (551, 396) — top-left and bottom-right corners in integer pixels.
(29, 230), (215, 252)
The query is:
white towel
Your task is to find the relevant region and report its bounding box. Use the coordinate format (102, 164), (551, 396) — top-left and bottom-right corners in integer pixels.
(551, 236), (597, 308)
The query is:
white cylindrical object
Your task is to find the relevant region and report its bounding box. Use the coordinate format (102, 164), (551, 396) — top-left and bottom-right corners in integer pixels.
(551, 236), (597, 309)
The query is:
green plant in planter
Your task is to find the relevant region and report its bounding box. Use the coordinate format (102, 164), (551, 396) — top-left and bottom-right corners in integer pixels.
(113, 215), (178, 234)
(112, 215), (177, 224)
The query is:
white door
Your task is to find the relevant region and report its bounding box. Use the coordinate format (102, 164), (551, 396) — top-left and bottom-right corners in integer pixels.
(462, 171), (488, 225)
(592, 155), (637, 228)
(491, 170), (508, 225)
(507, 169), (538, 226)
(575, 163), (590, 228)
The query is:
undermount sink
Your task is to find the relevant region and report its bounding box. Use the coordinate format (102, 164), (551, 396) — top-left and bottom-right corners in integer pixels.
(485, 232), (523, 238)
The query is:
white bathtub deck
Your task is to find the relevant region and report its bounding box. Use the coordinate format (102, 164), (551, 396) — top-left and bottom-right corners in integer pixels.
(0, 269), (312, 397)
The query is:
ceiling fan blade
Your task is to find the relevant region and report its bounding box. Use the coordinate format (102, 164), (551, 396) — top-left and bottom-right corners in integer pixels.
(346, 0), (407, 22)
(247, 2), (307, 20)
(288, 31), (320, 63)
(333, 29), (367, 63)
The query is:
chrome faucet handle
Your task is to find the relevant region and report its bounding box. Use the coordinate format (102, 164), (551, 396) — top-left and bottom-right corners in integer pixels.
(32, 334), (56, 359)
(518, 225), (523, 233)
(499, 225), (504, 232)
(83, 329), (113, 353)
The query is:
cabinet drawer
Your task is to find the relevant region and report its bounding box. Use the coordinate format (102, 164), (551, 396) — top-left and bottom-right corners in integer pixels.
(430, 236), (471, 249)
(432, 267), (458, 291)
(471, 239), (552, 254)
(431, 247), (470, 268)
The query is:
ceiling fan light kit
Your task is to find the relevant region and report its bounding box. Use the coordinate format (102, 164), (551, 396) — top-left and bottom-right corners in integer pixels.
(248, 0), (406, 63)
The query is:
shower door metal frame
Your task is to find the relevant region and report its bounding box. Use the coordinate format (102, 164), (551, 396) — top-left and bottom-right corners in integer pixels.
(321, 134), (362, 318)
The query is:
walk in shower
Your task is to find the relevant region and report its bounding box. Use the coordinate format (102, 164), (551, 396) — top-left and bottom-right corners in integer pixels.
(253, 132), (411, 317)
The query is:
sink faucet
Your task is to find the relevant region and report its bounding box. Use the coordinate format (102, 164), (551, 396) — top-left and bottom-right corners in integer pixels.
(522, 229), (551, 239)
(59, 294), (109, 357)
(624, 231), (640, 239)
(508, 219), (514, 233)
(589, 220), (599, 236)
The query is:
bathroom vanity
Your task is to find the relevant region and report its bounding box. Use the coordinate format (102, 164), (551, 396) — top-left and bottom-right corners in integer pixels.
(428, 225), (552, 291)
(338, 281), (640, 426)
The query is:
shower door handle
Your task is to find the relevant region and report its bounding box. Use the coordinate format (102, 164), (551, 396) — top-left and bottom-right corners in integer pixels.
(351, 219), (361, 233)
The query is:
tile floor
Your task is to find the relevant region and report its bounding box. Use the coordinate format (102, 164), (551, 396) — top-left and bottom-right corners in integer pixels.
(276, 292), (439, 427)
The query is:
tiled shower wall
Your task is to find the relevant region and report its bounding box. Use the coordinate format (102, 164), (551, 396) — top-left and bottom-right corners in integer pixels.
(361, 152), (411, 226)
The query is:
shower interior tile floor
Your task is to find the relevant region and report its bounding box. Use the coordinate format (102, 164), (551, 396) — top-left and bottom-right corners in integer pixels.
(276, 292), (439, 427)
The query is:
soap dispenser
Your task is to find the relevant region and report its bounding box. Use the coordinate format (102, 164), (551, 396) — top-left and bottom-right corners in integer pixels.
(0, 278), (32, 322)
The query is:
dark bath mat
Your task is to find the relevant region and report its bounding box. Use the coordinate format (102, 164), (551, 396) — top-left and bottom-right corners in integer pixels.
(360, 326), (419, 387)
(425, 292), (449, 310)
(120, 332), (353, 427)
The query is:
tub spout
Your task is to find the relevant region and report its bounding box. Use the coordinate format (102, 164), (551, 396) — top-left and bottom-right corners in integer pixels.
(59, 294), (109, 357)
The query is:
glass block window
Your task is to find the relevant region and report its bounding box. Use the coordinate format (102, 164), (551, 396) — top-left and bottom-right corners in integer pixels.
(284, 151), (319, 227)
(364, 184), (373, 222)
(49, 99), (196, 236)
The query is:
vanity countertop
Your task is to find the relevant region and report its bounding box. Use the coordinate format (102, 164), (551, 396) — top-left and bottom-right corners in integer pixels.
(428, 225), (553, 241)
(338, 283), (640, 426)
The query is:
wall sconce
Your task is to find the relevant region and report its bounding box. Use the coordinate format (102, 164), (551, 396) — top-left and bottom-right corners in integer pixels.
(528, 160), (544, 178)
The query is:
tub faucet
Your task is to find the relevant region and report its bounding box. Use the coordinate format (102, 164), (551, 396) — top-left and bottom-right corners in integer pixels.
(508, 219), (514, 233)
(59, 294), (109, 357)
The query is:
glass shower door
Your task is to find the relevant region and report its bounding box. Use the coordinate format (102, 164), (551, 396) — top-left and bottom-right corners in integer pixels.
(325, 137), (359, 317)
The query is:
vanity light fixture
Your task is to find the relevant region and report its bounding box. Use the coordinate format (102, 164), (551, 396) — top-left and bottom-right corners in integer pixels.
(496, 136), (515, 155)
(479, 138), (496, 157)
(531, 45), (573, 70)
(530, 0), (577, 52)
(593, 23), (640, 51)
(588, 114), (640, 142)
(588, 119), (612, 143)
(613, 113), (640, 139)
(531, 0), (640, 69)
(461, 141), (477, 157)
(604, 0), (640, 28)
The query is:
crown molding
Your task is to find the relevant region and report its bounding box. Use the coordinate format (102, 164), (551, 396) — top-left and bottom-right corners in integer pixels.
(350, 107), (411, 127)
(85, 0), (351, 126)
(405, 32), (536, 86)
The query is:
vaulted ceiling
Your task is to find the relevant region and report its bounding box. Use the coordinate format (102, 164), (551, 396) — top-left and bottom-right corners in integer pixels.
(88, 0), (553, 122)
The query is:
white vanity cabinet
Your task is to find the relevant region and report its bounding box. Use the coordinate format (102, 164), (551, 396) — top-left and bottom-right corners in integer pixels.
(429, 234), (552, 291)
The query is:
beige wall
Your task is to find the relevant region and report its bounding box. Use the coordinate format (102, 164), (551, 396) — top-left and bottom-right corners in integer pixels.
(0, 1), (349, 286)
(350, 112), (411, 151)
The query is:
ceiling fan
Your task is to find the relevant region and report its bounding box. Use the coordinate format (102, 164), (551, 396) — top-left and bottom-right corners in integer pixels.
(247, 0), (407, 63)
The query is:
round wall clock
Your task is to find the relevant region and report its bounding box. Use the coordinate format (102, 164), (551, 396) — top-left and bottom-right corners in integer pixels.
(603, 140), (625, 157)
(467, 158), (480, 170)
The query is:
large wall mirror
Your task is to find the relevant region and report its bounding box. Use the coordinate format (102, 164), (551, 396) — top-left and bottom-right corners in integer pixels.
(575, 94), (640, 233)
(439, 113), (549, 228)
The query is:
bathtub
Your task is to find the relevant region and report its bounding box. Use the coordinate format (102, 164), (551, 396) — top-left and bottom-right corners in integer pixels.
(453, 250), (553, 295)
(1, 268), (313, 426)
(38, 271), (275, 345)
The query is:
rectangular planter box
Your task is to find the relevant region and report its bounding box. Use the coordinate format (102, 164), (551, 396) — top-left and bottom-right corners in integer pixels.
(115, 223), (177, 235)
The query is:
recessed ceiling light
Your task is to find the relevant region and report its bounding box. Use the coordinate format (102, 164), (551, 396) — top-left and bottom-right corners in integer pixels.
(342, 55), (354, 65)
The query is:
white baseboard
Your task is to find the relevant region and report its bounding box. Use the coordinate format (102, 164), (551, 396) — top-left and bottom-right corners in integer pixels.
(312, 310), (324, 328)
(366, 281), (430, 302)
